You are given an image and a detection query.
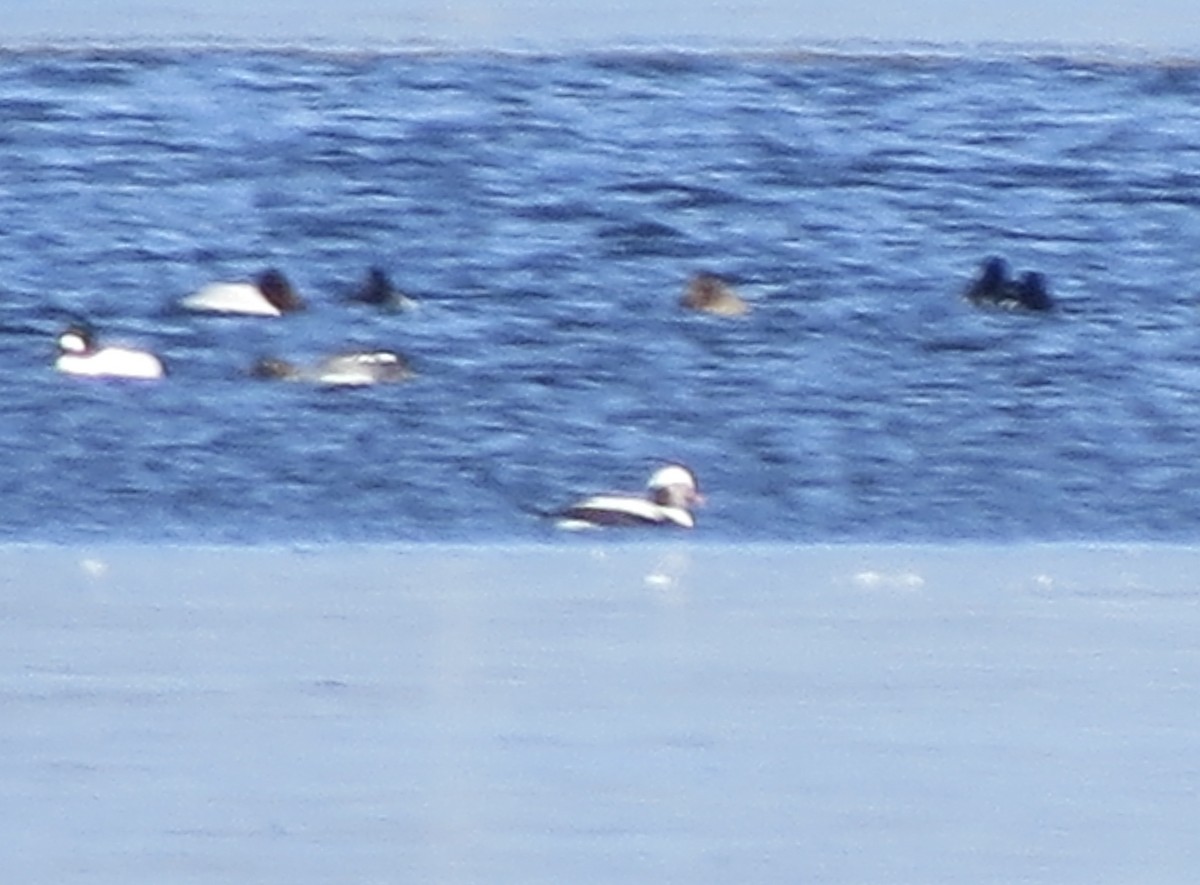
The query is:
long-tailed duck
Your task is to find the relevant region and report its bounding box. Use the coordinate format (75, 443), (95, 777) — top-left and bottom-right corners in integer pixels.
(556, 464), (702, 529)
(251, 349), (414, 387)
(681, 272), (750, 316)
(964, 257), (1054, 312)
(55, 325), (165, 380)
(180, 268), (305, 316)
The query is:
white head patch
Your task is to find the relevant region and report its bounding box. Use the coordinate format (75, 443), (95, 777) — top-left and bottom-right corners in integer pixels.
(647, 464), (696, 492)
(59, 330), (89, 354)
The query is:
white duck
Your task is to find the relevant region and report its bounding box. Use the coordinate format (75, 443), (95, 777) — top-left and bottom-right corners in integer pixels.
(556, 464), (703, 529)
(180, 267), (305, 316)
(55, 325), (166, 380)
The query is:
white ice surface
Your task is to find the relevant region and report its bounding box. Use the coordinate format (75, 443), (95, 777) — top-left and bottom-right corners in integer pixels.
(2, 543), (1198, 883)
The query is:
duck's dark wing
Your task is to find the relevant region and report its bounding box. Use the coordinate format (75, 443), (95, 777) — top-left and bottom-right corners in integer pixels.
(557, 495), (692, 528)
(559, 508), (663, 528)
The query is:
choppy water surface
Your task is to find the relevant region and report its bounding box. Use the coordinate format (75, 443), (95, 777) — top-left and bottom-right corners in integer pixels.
(3, 46), (1200, 543)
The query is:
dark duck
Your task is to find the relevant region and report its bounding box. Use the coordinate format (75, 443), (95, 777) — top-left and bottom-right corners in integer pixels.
(347, 267), (417, 311)
(964, 257), (1054, 312)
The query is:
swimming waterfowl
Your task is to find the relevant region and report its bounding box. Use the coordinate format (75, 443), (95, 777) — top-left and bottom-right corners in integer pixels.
(251, 349), (414, 387)
(55, 325), (166, 380)
(180, 268), (305, 316)
(964, 257), (1054, 312)
(347, 267), (417, 311)
(681, 272), (750, 316)
(556, 464), (703, 529)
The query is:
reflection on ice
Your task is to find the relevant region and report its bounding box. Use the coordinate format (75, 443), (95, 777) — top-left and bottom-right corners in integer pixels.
(851, 568), (925, 590)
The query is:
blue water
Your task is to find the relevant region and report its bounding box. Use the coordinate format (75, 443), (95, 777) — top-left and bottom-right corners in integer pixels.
(3, 46), (1200, 543)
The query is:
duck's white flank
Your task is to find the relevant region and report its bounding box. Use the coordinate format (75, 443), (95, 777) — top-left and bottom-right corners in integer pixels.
(181, 282), (283, 317)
